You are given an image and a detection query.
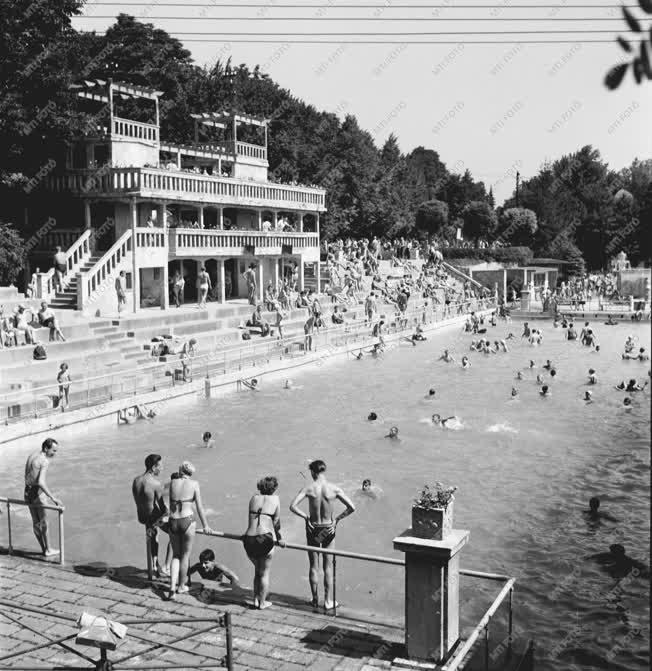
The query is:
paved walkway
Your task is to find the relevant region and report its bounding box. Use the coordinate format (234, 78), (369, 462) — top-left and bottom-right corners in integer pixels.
(0, 553), (404, 670)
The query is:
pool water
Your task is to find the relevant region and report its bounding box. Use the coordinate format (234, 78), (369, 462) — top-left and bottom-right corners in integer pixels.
(1, 319), (649, 671)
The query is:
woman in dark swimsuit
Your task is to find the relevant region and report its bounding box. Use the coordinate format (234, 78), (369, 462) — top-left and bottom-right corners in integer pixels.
(243, 476), (284, 609)
(167, 461), (213, 599)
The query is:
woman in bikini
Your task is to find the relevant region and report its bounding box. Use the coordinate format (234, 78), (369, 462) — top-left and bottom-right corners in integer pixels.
(243, 476), (284, 609)
(167, 461), (213, 599)
(197, 266), (211, 309)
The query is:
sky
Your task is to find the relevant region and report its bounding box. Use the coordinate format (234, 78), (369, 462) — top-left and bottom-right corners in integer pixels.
(73, 1), (652, 204)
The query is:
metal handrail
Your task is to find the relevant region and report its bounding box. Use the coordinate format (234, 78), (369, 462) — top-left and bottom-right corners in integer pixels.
(194, 527), (515, 669)
(0, 297), (495, 406)
(0, 496), (65, 564)
(0, 600), (233, 671)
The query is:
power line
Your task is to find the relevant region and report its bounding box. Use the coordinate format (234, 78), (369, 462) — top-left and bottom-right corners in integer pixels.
(77, 15), (625, 20)
(82, 2), (641, 7)
(114, 29), (628, 33)
(174, 38), (617, 42)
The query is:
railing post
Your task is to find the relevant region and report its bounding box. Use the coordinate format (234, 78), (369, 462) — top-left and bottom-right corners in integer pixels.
(146, 531), (153, 582)
(58, 509), (65, 565)
(508, 586), (513, 659)
(484, 625), (489, 671)
(332, 554), (337, 618)
(224, 612), (233, 671)
(7, 501), (13, 555)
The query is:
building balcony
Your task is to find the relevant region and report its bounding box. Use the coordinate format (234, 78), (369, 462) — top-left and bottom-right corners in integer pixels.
(168, 228), (320, 259)
(45, 167), (326, 212)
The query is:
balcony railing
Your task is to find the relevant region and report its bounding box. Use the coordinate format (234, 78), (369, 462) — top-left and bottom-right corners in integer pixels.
(169, 228), (319, 255)
(112, 116), (159, 143)
(46, 167), (326, 210)
(233, 140), (267, 161)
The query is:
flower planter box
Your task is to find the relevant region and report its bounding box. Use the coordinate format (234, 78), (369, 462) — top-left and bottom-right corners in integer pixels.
(412, 502), (454, 541)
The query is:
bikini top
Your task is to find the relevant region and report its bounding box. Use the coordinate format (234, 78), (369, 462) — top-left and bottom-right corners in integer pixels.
(250, 507), (275, 523)
(170, 495), (194, 512)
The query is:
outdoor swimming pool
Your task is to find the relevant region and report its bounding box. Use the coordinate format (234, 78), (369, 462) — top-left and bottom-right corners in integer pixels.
(1, 318), (650, 671)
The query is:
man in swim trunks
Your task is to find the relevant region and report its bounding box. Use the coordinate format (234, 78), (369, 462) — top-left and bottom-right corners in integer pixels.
(24, 438), (62, 556)
(521, 322), (531, 338)
(132, 454), (169, 576)
(289, 460), (355, 610)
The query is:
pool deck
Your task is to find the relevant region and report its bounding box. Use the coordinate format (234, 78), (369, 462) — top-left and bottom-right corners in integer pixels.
(0, 552), (405, 670)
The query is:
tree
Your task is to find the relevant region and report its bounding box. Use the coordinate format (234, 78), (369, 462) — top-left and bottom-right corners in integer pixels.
(0, 222), (27, 285)
(462, 201), (497, 241)
(604, 3), (652, 89)
(498, 207), (538, 246)
(415, 200), (449, 237)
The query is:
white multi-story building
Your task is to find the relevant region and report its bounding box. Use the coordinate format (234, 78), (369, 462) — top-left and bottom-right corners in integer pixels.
(37, 79), (326, 314)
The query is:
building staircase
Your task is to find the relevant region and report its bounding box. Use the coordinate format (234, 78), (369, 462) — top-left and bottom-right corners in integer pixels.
(49, 255), (103, 310)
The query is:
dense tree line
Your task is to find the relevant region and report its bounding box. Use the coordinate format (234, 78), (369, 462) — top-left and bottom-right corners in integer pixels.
(1, 3), (650, 272)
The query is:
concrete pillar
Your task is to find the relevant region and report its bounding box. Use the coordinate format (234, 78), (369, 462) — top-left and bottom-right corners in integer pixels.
(199, 206), (205, 229)
(299, 213), (304, 233)
(273, 211), (278, 230)
(130, 198), (139, 314)
(394, 529), (470, 663)
(503, 269), (507, 303)
(274, 257), (279, 289)
(161, 261), (169, 310)
(257, 209), (263, 231)
(298, 260), (305, 292)
(176, 149), (181, 170)
(316, 260), (321, 294)
(520, 289), (531, 311)
(316, 211), (320, 238)
(523, 268), (527, 286)
(257, 263), (264, 302)
(84, 201), (92, 230)
(158, 202), (167, 228)
(219, 259), (226, 304)
(218, 207), (224, 230)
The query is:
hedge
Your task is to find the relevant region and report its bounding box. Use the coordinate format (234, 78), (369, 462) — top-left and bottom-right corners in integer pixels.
(441, 246), (533, 266)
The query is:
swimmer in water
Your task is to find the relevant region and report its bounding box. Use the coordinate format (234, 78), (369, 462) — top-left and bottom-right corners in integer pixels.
(511, 387), (519, 398)
(516, 371), (524, 380)
(431, 413), (461, 429)
(500, 339), (508, 353)
(521, 322), (531, 338)
(439, 349), (456, 363)
(202, 432), (215, 448)
(588, 369), (597, 384)
(385, 426), (400, 439)
(566, 323), (577, 341)
(623, 397), (632, 408)
(506, 333), (515, 340)
(241, 378), (259, 391)
(539, 385), (551, 397)
(367, 412), (378, 421)
(586, 543), (649, 580)
(583, 497), (616, 521)
(425, 388), (436, 399)
(543, 360), (553, 370)
(549, 369), (557, 378)
(469, 340), (478, 352)
(536, 374), (544, 384)
(361, 479), (381, 500)
(529, 360), (536, 369)
(638, 347), (650, 361)
(617, 379), (645, 392)
(461, 356), (471, 369)
(583, 390), (593, 403)
(355, 350), (364, 360)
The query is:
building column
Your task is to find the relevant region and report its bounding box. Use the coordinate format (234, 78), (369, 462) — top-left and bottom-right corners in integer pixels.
(218, 207), (224, 230)
(315, 259), (321, 294)
(130, 198), (139, 314)
(176, 149), (181, 170)
(274, 257), (279, 288)
(503, 269), (507, 302)
(198, 205), (205, 229)
(219, 259), (226, 304)
(84, 201), (92, 230)
(523, 268), (527, 286)
(299, 212), (304, 233)
(298, 259), (305, 292)
(316, 212), (320, 238)
(257, 262), (264, 302)
(273, 211), (278, 231)
(257, 209), (263, 231)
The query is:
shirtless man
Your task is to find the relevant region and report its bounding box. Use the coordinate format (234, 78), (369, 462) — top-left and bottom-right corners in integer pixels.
(289, 460), (355, 610)
(132, 454), (169, 576)
(24, 438), (62, 556)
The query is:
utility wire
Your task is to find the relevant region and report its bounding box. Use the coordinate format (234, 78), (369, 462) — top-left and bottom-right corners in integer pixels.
(77, 15), (626, 20)
(121, 29), (630, 33)
(174, 38), (618, 42)
(82, 2), (641, 7)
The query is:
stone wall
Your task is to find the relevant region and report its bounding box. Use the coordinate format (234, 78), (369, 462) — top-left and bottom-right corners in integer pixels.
(618, 269), (651, 297)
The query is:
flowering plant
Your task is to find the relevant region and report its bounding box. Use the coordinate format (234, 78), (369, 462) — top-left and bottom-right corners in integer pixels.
(414, 482), (457, 510)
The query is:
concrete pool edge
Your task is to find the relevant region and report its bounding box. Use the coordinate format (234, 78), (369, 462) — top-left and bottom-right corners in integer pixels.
(0, 310), (492, 446)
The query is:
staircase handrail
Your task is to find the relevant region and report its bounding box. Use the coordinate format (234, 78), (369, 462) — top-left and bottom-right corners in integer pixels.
(35, 229), (93, 301)
(77, 230), (133, 309)
(441, 260), (484, 290)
